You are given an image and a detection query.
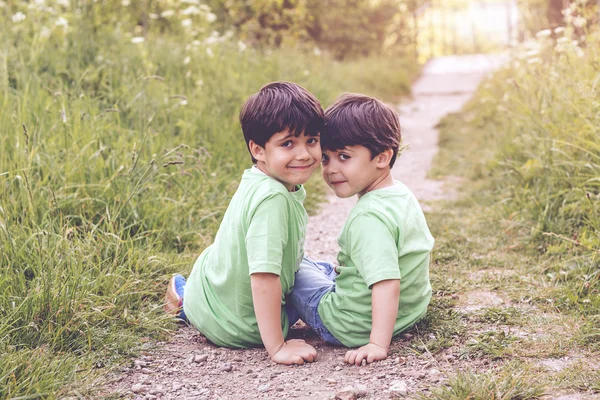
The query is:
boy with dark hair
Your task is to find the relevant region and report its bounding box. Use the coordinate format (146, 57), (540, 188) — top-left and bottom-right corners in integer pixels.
(289, 93), (434, 365)
(165, 82), (323, 365)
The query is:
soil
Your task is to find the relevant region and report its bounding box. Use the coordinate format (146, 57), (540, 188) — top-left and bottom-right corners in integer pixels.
(102, 54), (522, 400)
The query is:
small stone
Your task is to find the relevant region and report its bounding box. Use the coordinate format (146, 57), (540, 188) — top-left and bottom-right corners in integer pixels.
(132, 383), (144, 394)
(258, 383), (271, 393)
(400, 333), (413, 341)
(194, 354), (208, 363)
(377, 373), (386, 379)
(140, 368), (152, 374)
(361, 359), (367, 367)
(171, 382), (183, 391)
(325, 378), (337, 384)
(388, 380), (408, 396)
(335, 387), (357, 400)
(145, 395), (156, 400)
(251, 373), (259, 378)
(355, 384), (368, 397)
(220, 362), (233, 372)
(358, 368), (370, 376)
(276, 387), (284, 392)
(134, 360), (148, 368)
(149, 387), (164, 395)
(233, 356), (243, 362)
(335, 366), (342, 371)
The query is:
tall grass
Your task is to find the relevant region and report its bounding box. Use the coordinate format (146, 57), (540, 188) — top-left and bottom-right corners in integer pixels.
(0, 13), (419, 399)
(431, 23), (599, 317)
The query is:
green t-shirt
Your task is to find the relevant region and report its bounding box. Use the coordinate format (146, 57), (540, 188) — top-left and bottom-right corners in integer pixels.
(318, 182), (434, 347)
(183, 167), (307, 348)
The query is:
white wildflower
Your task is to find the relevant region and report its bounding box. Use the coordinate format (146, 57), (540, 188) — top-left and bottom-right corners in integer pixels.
(195, 80), (204, 87)
(181, 18), (192, 28)
(303, 70), (310, 76)
(180, 99), (188, 106)
(160, 10), (175, 18)
(192, 40), (201, 46)
(183, 56), (191, 65)
(575, 47), (585, 58)
(56, 0), (69, 6)
(206, 47), (214, 58)
(122, 0), (131, 6)
(237, 40), (247, 52)
(573, 16), (586, 28)
(0, 1), (6, 8)
(205, 12), (217, 23)
(313, 47), (321, 56)
(55, 16), (68, 28)
(40, 26), (51, 39)
(525, 49), (540, 57)
(182, 0), (200, 4)
(12, 11), (26, 23)
(149, 13), (159, 19)
(553, 26), (565, 34)
(535, 29), (552, 39)
(527, 57), (542, 64)
(131, 36), (145, 44)
(556, 36), (570, 44)
(562, 7), (572, 16)
(182, 6), (200, 15)
(199, 4), (211, 12)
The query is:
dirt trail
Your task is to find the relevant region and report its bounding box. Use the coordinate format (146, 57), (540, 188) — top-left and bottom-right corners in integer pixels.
(104, 54), (506, 400)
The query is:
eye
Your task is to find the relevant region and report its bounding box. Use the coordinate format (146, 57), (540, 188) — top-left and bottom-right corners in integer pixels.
(339, 153), (350, 161)
(281, 140), (293, 148)
(321, 154), (329, 164)
(307, 137), (319, 145)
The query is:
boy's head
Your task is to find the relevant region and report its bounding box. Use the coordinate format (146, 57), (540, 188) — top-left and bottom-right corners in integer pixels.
(240, 82), (324, 191)
(321, 93), (401, 198)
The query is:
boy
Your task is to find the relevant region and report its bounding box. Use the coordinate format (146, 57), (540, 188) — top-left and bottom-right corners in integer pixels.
(165, 82), (323, 365)
(289, 93), (434, 366)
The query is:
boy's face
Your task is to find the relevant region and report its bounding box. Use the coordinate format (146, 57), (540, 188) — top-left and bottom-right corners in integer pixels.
(321, 145), (385, 198)
(251, 130), (321, 191)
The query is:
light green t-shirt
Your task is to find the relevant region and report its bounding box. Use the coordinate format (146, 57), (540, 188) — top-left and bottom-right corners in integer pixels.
(318, 182), (434, 347)
(183, 167), (307, 348)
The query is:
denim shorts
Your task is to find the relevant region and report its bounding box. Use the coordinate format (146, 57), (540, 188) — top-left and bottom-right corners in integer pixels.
(285, 256), (343, 346)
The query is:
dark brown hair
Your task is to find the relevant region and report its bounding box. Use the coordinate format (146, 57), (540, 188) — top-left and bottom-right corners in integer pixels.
(323, 93), (401, 167)
(239, 82), (325, 163)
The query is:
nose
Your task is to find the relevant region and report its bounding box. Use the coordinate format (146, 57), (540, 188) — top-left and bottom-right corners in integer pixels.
(295, 143), (311, 161)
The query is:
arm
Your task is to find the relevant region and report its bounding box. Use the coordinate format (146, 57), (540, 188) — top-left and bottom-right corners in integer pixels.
(251, 273), (317, 365)
(345, 279), (400, 366)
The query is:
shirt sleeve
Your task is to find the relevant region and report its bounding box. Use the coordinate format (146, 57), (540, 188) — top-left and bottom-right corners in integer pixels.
(348, 211), (400, 288)
(245, 193), (289, 276)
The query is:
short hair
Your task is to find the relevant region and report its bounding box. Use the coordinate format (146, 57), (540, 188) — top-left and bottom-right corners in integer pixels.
(323, 93), (401, 168)
(239, 82), (325, 163)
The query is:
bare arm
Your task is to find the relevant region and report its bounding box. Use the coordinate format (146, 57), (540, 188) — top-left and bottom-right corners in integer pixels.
(251, 273), (317, 365)
(345, 279), (400, 365)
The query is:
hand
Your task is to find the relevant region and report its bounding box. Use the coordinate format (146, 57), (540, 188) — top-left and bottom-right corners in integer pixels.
(344, 342), (388, 366)
(270, 339), (317, 365)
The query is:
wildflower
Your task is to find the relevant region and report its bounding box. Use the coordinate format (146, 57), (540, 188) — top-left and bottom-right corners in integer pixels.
(122, 0), (131, 6)
(182, 6), (200, 15)
(180, 100), (188, 106)
(161, 10), (175, 18)
(183, 56), (191, 65)
(553, 26), (565, 34)
(56, 0), (69, 6)
(182, 0), (200, 4)
(131, 36), (145, 44)
(192, 40), (201, 46)
(575, 47), (585, 58)
(313, 47), (321, 56)
(12, 11), (26, 23)
(40, 26), (51, 39)
(527, 57), (542, 64)
(149, 13), (159, 19)
(535, 29), (552, 39)
(237, 40), (247, 52)
(205, 12), (217, 23)
(525, 49), (540, 57)
(573, 16), (586, 28)
(556, 37), (570, 44)
(181, 18), (192, 28)
(0, 1), (5, 8)
(55, 16), (68, 28)
(303, 70), (310, 76)
(206, 47), (214, 58)
(195, 80), (204, 87)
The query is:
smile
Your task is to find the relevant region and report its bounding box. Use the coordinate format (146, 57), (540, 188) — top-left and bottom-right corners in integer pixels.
(329, 181), (346, 186)
(288, 163), (315, 170)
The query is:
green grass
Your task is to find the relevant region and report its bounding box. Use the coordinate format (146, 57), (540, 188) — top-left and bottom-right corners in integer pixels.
(0, 12), (420, 399)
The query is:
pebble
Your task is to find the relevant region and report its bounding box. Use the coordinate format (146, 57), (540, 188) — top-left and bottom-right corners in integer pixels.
(335, 366), (342, 371)
(220, 362), (233, 372)
(134, 360), (148, 368)
(355, 384), (368, 397)
(233, 356), (243, 362)
(258, 383), (271, 393)
(149, 386), (164, 395)
(358, 368), (370, 376)
(132, 383), (144, 394)
(194, 354), (208, 363)
(325, 378), (337, 384)
(388, 380), (408, 395)
(334, 387), (357, 400)
(140, 368), (152, 374)
(145, 395), (156, 400)
(400, 333), (414, 341)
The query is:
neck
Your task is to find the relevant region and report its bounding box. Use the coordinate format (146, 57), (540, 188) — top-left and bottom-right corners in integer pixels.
(255, 162), (295, 192)
(358, 170), (395, 198)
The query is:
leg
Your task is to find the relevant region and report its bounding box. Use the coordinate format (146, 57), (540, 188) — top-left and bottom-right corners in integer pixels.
(165, 274), (188, 322)
(288, 256), (343, 345)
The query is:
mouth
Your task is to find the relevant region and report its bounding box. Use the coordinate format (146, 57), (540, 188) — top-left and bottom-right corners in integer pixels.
(329, 180), (346, 187)
(288, 162), (315, 171)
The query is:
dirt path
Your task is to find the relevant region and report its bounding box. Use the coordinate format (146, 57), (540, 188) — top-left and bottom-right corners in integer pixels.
(104, 55), (506, 400)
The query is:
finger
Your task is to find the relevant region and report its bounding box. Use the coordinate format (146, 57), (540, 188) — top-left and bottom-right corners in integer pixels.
(292, 356), (304, 365)
(344, 350), (351, 364)
(347, 351), (357, 365)
(301, 351), (315, 363)
(355, 351), (367, 366)
(367, 352), (375, 364)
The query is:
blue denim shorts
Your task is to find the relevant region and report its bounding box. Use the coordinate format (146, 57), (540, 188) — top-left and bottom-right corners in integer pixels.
(285, 256), (343, 346)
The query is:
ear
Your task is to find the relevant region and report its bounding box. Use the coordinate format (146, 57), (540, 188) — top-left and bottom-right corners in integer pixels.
(248, 140), (265, 162)
(375, 149), (394, 168)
